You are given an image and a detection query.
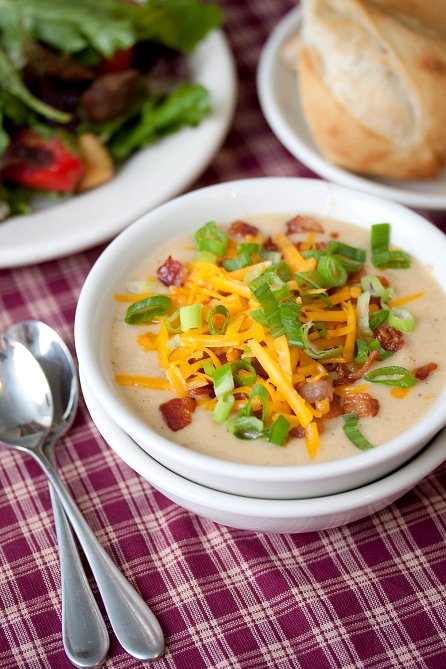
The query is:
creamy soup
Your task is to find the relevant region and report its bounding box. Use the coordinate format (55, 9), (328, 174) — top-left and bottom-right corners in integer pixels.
(110, 214), (446, 466)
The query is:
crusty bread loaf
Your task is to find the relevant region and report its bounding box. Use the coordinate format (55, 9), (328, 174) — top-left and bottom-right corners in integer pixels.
(297, 0), (446, 179)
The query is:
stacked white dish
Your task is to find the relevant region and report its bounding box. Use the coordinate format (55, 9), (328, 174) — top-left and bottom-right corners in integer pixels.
(75, 178), (446, 533)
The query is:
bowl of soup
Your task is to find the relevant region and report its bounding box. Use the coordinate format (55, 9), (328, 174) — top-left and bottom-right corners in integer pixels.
(75, 178), (446, 499)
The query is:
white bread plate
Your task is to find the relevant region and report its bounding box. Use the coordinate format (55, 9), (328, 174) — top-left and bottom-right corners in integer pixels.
(257, 6), (446, 210)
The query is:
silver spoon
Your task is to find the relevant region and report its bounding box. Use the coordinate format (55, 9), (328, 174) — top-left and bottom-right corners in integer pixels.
(7, 320), (109, 668)
(0, 333), (165, 662)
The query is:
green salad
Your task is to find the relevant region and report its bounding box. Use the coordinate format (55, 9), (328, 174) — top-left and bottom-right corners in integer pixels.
(0, 0), (223, 219)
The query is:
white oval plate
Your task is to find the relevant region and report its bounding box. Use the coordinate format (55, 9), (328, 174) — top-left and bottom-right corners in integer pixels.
(81, 370), (446, 534)
(0, 30), (236, 268)
(257, 7), (446, 211)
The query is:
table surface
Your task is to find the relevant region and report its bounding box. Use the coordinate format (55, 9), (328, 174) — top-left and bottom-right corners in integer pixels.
(1, 2), (446, 668)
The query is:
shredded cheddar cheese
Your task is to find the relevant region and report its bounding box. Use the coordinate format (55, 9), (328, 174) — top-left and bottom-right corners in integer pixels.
(114, 217), (429, 459)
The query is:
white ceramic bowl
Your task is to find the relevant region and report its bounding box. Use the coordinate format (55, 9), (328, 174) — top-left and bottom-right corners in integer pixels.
(75, 177), (446, 499)
(81, 371), (446, 534)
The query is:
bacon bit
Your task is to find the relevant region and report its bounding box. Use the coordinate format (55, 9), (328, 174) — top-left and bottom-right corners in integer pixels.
(297, 379), (333, 404)
(323, 393), (343, 418)
(330, 232), (339, 239)
(263, 236), (279, 252)
(228, 220), (260, 238)
(251, 357), (268, 379)
(290, 419), (324, 439)
(333, 351), (379, 386)
(159, 397), (196, 431)
(289, 425), (305, 438)
(188, 384), (215, 399)
(378, 275), (390, 288)
(343, 392), (379, 417)
(286, 215), (324, 234)
(347, 268), (368, 285)
(157, 256), (187, 287)
(375, 326), (404, 352)
(414, 362), (438, 381)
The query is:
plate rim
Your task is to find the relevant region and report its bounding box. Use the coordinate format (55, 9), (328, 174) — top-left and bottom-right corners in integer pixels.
(256, 6), (446, 211)
(0, 29), (237, 268)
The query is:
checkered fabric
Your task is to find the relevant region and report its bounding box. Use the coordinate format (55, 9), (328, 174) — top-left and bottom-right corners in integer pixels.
(1, 1), (446, 667)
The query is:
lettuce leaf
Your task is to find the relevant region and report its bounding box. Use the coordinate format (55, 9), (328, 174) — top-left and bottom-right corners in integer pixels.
(0, 0), (223, 58)
(106, 83), (212, 160)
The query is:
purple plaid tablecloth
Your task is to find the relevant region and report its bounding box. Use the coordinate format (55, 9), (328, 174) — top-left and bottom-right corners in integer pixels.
(1, 2), (446, 668)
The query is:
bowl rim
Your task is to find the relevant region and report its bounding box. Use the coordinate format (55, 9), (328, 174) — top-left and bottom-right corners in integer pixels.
(75, 176), (446, 483)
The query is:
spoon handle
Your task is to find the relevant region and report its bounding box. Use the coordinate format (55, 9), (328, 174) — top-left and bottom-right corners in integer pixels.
(33, 448), (165, 662)
(46, 440), (109, 668)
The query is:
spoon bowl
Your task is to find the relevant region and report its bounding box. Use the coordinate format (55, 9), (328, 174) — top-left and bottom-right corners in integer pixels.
(0, 334), (53, 449)
(7, 321), (78, 437)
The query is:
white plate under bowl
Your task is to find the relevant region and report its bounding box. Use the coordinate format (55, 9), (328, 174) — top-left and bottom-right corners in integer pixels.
(81, 370), (446, 534)
(257, 6), (446, 210)
(0, 30), (236, 268)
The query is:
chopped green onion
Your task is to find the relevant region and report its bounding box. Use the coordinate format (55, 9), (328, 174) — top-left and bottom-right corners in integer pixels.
(360, 275), (394, 303)
(364, 366), (417, 387)
(265, 261), (292, 282)
(250, 283), (284, 338)
(193, 250), (217, 264)
(260, 248), (281, 263)
(209, 362), (234, 424)
(239, 242), (260, 256)
(179, 304), (202, 331)
(226, 415), (264, 440)
(355, 338), (393, 363)
(267, 415), (290, 446)
(164, 310), (182, 333)
(126, 280), (158, 294)
(333, 256), (364, 274)
(371, 223), (410, 268)
(356, 291), (372, 336)
(302, 250), (323, 261)
(388, 307), (415, 333)
(243, 384), (268, 424)
(295, 271), (333, 307)
(214, 396), (234, 424)
(367, 338), (394, 361)
(231, 359), (257, 386)
(195, 221), (228, 257)
(372, 250), (411, 269)
(317, 255), (348, 287)
(300, 322), (343, 360)
(208, 305), (230, 335)
(354, 338), (369, 364)
(249, 271), (290, 299)
(314, 322), (327, 337)
(222, 251), (253, 271)
(342, 413), (374, 451)
(243, 263), (272, 284)
(294, 270), (323, 289)
(124, 295), (171, 325)
(279, 301), (303, 348)
(327, 240), (366, 262)
(371, 223), (390, 255)
(250, 309), (268, 326)
(166, 334), (181, 351)
(369, 309), (389, 330)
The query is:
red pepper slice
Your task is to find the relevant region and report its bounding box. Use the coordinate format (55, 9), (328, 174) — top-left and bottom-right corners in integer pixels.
(96, 47), (135, 75)
(3, 129), (84, 193)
